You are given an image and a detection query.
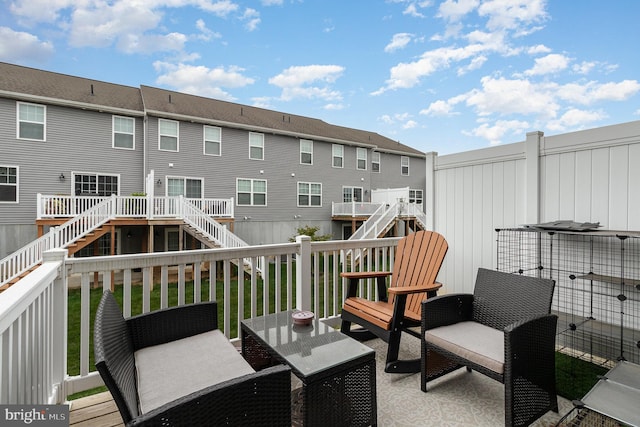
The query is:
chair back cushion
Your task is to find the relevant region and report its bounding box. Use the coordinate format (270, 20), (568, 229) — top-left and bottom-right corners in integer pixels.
(94, 291), (139, 422)
(390, 231), (448, 318)
(472, 268), (555, 330)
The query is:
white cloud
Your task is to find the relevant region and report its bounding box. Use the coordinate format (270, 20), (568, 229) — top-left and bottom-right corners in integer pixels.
(195, 19), (221, 41)
(469, 119), (529, 146)
(546, 108), (606, 131)
(457, 55), (487, 75)
(270, 65), (344, 87)
(373, 44), (488, 94)
(241, 8), (261, 31)
(119, 32), (188, 54)
(477, 0), (548, 31)
(269, 65), (345, 102)
(556, 80), (640, 105)
(524, 53), (570, 76)
(0, 27), (54, 62)
(420, 99), (457, 116)
(9, 0), (239, 54)
(465, 76), (559, 119)
(527, 44), (551, 55)
(403, 120), (418, 129)
(384, 33), (414, 53)
(154, 62), (255, 100)
(261, 0), (283, 5)
(438, 0), (479, 22)
(324, 103), (345, 110)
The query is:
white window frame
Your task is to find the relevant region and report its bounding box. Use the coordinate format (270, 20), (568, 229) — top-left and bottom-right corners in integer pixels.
(409, 189), (423, 205)
(113, 115), (135, 150)
(73, 172), (120, 196)
(159, 118), (179, 152)
(0, 165), (19, 203)
(167, 176), (203, 198)
(342, 186), (363, 203)
(17, 102), (46, 141)
(203, 125), (222, 156)
(297, 181), (322, 207)
(249, 132), (264, 160)
(372, 151), (381, 173)
(300, 139), (313, 165)
(401, 156), (410, 176)
(236, 178), (267, 206)
(332, 144), (344, 168)
(357, 147), (367, 170)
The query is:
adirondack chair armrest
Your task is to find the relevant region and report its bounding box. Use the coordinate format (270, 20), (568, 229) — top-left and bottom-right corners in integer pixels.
(421, 293), (474, 330)
(341, 271), (392, 300)
(340, 271), (392, 279)
(388, 282), (442, 295)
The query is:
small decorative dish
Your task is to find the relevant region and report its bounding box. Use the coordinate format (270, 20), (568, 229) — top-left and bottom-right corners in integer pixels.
(291, 310), (314, 326)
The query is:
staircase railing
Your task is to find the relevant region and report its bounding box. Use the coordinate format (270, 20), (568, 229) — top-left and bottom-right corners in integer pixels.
(405, 203), (428, 230)
(1, 197), (115, 288)
(179, 197), (263, 274)
(348, 202), (398, 241)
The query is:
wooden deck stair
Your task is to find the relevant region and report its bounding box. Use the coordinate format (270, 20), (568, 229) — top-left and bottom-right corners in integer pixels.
(65, 226), (111, 256)
(182, 223), (219, 249)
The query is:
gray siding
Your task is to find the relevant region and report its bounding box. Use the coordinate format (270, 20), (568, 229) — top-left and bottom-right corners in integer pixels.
(146, 116), (426, 230)
(0, 99), (144, 225)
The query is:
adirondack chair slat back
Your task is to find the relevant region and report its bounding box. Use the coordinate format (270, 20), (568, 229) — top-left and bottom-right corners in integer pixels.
(389, 231), (448, 319)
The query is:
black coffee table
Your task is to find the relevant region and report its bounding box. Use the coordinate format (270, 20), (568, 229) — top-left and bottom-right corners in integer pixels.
(241, 310), (377, 427)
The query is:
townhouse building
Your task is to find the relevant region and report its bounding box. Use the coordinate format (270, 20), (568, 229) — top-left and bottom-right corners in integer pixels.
(0, 62), (427, 258)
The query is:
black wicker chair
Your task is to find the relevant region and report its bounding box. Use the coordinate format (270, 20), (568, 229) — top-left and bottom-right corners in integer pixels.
(421, 268), (558, 427)
(94, 291), (291, 427)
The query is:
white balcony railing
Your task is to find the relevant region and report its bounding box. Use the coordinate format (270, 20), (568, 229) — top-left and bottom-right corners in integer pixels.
(37, 194), (234, 219)
(0, 237), (401, 404)
(331, 201), (384, 217)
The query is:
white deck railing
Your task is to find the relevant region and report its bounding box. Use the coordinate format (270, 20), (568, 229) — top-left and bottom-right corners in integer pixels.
(0, 237), (400, 404)
(332, 201), (384, 217)
(37, 194), (234, 219)
(0, 197), (114, 287)
(2, 195), (238, 289)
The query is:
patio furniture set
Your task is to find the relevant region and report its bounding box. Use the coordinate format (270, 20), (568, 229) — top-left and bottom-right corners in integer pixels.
(94, 231), (560, 426)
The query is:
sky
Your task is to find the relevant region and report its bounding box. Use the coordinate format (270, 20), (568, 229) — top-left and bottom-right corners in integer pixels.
(1, 0), (639, 155)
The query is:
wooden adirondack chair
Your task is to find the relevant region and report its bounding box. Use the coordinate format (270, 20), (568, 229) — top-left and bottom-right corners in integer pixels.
(340, 230), (448, 373)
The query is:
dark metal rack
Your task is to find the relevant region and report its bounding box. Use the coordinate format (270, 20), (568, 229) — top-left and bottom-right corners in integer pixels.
(496, 228), (640, 367)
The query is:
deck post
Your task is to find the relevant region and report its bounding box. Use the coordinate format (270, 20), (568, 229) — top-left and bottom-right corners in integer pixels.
(295, 235), (312, 311)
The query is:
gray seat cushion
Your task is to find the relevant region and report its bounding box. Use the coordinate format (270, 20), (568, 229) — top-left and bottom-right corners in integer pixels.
(135, 329), (256, 414)
(424, 321), (504, 374)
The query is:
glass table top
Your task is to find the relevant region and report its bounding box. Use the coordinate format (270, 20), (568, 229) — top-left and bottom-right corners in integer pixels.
(242, 310), (374, 378)
(581, 361), (640, 426)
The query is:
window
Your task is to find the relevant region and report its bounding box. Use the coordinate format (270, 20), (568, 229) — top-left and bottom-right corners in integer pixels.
(332, 144), (344, 168)
(159, 119), (179, 151)
(372, 152), (380, 173)
(356, 148), (367, 170)
(204, 126), (221, 156)
(300, 139), (313, 165)
(409, 189), (423, 205)
(343, 186), (363, 203)
(167, 177), (203, 198)
(249, 132), (264, 160)
(298, 182), (322, 207)
(74, 173), (119, 196)
(401, 156), (410, 176)
(0, 166), (18, 203)
(113, 116), (134, 149)
(17, 102), (45, 140)
(237, 178), (267, 206)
